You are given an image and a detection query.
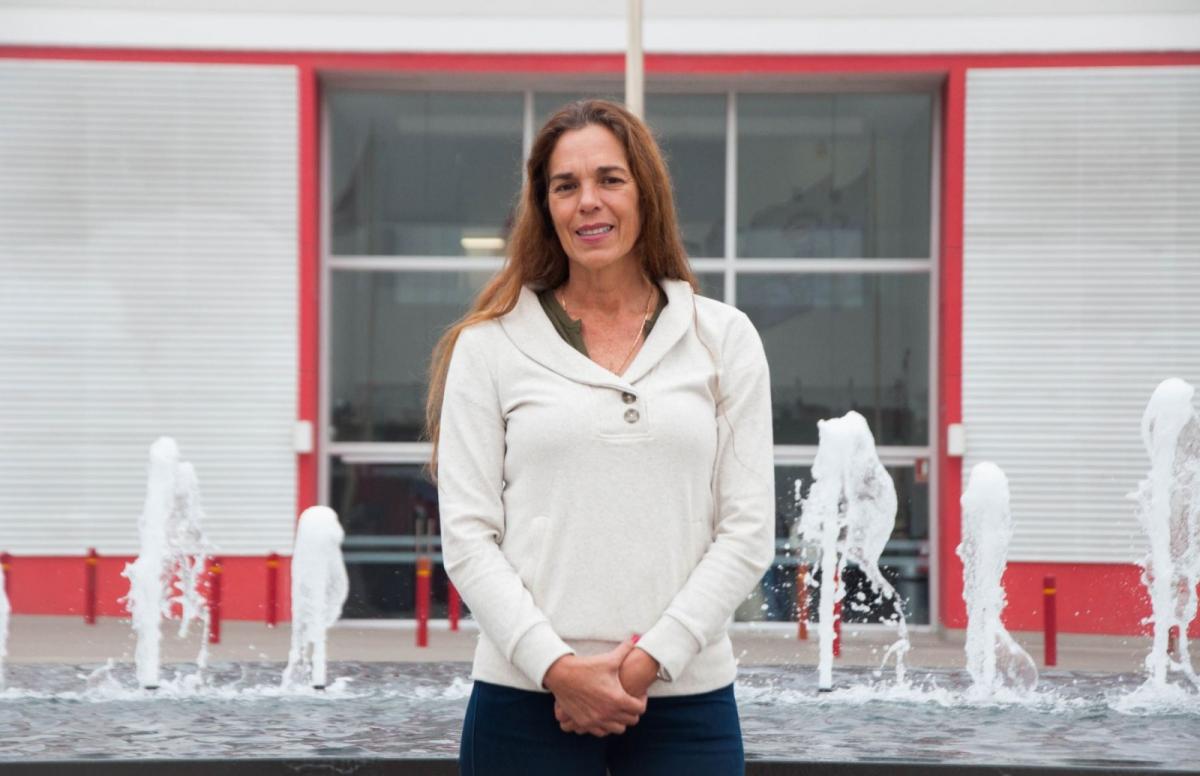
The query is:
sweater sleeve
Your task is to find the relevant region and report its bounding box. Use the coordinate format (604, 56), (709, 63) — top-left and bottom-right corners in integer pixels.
(436, 325), (574, 688)
(636, 311), (776, 681)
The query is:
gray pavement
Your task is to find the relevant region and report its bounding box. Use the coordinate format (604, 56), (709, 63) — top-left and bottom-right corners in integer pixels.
(4, 614), (1160, 674)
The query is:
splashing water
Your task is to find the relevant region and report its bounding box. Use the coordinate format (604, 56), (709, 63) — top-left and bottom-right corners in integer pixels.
(282, 506), (349, 690)
(1129, 378), (1200, 691)
(121, 437), (214, 689)
(798, 411), (910, 691)
(0, 561), (9, 690)
(958, 462), (1038, 698)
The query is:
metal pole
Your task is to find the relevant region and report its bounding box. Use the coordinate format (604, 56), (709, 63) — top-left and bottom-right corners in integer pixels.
(832, 566), (842, 659)
(796, 563), (809, 640)
(448, 581), (461, 632)
(1043, 575), (1057, 667)
(625, 0), (644, 119)
(265, 552), (279, 628)
(415, 507), (430, 648)
(208, 557), (223, 645)
(85, 548), (98, 625)
(0, 552), (10, 603)
(416, 557), (431, 648)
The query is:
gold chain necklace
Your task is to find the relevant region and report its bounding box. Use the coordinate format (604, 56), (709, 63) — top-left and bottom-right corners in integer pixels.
(558, 281), (656, 375)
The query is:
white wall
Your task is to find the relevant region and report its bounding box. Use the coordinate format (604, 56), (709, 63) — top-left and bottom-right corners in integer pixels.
(0, 59), (299, 555)
(1, 0), (1198, 54)
(961, 65), (1200, 564)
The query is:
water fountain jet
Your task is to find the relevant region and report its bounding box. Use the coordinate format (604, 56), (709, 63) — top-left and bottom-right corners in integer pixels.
(1129, 378), (1200, 690)
(282, 505), (348, 691)
(798, 411), (910, 691)
(121, 437), (214, 690)
(958, 462), (1038, 697)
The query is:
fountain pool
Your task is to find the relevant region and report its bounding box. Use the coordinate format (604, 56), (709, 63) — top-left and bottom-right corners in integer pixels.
(0, 661), (1196, 775)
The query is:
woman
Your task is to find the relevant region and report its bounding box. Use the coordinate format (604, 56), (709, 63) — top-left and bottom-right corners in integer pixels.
(426, 99), (775, 776)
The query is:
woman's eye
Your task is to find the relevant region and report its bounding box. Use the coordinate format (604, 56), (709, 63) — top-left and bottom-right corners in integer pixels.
(603, 176), (624, 185)
(552, 182), (576, 194)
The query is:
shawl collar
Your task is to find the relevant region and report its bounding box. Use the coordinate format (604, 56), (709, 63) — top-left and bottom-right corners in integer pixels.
(498, 278), (694, 391)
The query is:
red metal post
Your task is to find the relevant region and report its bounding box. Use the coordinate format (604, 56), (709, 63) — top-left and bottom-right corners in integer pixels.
(0, 552), (11, 603)
(1043, 575), (1057, 667)
(448, 580), (460, 632)
(796, 564), (809, 640)
(832, 567), (842, 658)
(208, 558), (223, 645)
(1168, 625), (1180, 660)
(833, 605), (843, 657)
(84, 548), (98, 625)
(265, 552), (279, 628)
(416, 556), (431, 648)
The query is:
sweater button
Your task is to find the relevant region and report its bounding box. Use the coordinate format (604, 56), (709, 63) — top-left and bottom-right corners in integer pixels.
(624, 408), (640, 423)
(621, 392), (637, 404)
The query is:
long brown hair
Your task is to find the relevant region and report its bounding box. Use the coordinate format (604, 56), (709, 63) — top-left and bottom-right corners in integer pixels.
(424, 99), (698, 479)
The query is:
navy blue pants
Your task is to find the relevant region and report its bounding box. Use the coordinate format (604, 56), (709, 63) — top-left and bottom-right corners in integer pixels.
(459, 680), (744, 776)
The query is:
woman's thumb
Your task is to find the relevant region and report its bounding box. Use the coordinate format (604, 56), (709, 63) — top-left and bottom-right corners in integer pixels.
(612, 635), (639, 661)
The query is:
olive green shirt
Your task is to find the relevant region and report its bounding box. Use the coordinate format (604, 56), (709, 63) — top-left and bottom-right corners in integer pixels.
(536, 285), (668, 358)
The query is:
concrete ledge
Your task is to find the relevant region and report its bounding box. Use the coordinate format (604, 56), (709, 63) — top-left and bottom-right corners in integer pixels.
(2, 615), (1155, 672)
(1, 759), (1193, 775)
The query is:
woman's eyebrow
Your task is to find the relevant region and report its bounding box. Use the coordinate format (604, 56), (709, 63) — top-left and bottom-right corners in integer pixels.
(549, 165), (629, 183)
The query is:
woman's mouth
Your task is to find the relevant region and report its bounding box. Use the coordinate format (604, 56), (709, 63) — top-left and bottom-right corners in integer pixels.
(576, 224), (613, 243)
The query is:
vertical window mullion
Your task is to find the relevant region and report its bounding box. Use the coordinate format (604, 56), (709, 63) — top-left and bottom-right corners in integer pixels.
(925, 87), (943, 630)
(522, 89), (534, 170)
(318, 92), (333, 509)
(724, 90), (737, 306)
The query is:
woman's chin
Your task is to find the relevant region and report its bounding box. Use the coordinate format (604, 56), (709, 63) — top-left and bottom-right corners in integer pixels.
(566, 249), (639, 274)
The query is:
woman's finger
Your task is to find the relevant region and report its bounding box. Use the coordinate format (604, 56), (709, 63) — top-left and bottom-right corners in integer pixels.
(617, 692), (647, 716)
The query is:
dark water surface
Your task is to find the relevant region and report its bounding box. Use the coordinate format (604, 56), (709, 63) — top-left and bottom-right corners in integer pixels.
(0, 662), (1197, 769)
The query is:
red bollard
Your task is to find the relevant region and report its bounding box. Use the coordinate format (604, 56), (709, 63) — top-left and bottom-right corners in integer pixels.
(0, 552), (11, 603)
(448, 580), (460, 632)
(796, 564), (809, 641)
(416, 556), (432, 648)
(1043, 575), (1057, 667)
(833, 604), (843, 657)
(1168, 625), (1180, 660)
(265, 552), (279, 628)
(208, 558), (223, 645)
(832, 567), (842, 658)
(85, 548), (98, 625)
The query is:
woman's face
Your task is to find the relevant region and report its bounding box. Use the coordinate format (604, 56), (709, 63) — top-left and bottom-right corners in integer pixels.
(546, 124), (642, 276)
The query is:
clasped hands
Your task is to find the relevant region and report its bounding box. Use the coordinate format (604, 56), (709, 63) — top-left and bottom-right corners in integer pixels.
(542, 638), (658, 737)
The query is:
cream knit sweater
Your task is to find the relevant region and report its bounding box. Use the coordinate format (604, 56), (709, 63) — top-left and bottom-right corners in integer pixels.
(437, 278), (775, 697)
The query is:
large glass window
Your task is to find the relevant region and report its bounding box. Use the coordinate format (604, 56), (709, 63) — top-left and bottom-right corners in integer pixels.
(331, 459), (457, 618)
(645, 94), (726, 258)
(330, 270), (494, 442)
(330, 91), (524, 256)
(738, 273), (930, 446)
(324, 85), (935, 624)
(737, 93), (932, 259)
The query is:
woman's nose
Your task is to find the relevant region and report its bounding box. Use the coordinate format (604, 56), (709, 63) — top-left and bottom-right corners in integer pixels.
(577, 180), (600, 212)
